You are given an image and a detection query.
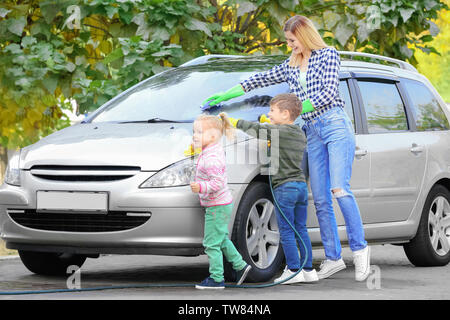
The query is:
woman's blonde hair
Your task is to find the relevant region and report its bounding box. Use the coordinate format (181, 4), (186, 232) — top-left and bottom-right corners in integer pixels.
(195, 113), (235, 141)
(284, 15), (328, 67)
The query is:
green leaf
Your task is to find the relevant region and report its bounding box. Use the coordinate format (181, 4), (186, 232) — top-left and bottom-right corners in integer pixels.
(21, 36), (37, 48)
(106, 6), (119, 19)
(151, 50), (172, 57)
(399, 44), (413, 58)
(334, 21), (354, 45)
(428, 21), (440, 37)
(399, 8), (415, 23)
(35, 43), (53, 61)
(7, 17), (26, 36)
(4, 43), (22, 54)
(420, 35), (433, 42)
(103, 48), (124, 64)
(66, 62), (76, 73)
(132, 13), (152, 40)
(40, 1), (64, 24)
(42, 75), (58, 94)
(323, 11), (340, 30)
(236, 0), (258, 17)
(356, 20), (369, 43)
(184, 18), (212, 37)
(0, 8), (11, 18)
(149, 26), (171, 41)
(279, 0), (299, 11)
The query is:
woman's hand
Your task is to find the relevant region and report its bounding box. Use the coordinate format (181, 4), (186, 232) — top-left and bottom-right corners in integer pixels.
(201, 85), (245, 110)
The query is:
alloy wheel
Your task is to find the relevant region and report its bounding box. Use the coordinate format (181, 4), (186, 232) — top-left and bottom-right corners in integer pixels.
(428, 196), (450, 256)
(245, 198), (280, 268)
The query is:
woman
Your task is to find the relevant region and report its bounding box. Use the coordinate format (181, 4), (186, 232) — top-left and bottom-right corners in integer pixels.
(203, 15), (370, 282)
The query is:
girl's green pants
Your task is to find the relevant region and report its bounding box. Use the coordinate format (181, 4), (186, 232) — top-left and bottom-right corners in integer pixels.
(203, 203), (247, 282)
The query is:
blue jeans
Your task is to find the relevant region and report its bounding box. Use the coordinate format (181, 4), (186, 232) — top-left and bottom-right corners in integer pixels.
(303, 107), (367, 260)
(273, 181), (313, 270)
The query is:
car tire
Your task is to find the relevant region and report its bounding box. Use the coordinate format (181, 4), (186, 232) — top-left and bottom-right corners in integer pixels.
(403, 184), (450, 267)
(19, 251), (87, 276)
(227, 181), (283, 283)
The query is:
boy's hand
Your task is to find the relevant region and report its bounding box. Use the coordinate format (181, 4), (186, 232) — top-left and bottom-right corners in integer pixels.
(190, 182), (201, 193)
(227, 116), (239, 128)
(258, 114), (271, 124)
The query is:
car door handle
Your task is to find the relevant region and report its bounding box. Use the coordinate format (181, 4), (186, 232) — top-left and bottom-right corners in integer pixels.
(355, 148), (367, 158)
(410, 144), (424, 154)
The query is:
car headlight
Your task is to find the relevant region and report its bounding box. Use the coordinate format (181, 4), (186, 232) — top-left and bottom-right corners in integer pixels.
(139, 158), (195, 188)
(5, 152), (21, 186)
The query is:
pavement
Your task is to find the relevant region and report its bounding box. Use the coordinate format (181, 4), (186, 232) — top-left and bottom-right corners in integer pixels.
(0, 244), (449, 300)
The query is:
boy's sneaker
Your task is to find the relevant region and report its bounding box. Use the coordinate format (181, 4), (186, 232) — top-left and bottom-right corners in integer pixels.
(353, 246), (371, 282)
(195, 277), (225, 290)
(302, 269), (319, 283)
(274, 267), (306, 285)
(236, 264), (252, 285)
(317, 258), (346, 279)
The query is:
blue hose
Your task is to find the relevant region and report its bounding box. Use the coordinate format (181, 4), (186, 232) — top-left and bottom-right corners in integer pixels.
(0, 147), (308, 295)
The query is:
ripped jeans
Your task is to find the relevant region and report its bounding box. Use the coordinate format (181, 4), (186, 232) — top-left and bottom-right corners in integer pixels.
(303, 107), (367, 260)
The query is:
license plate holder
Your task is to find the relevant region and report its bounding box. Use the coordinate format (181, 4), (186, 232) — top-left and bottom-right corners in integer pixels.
(36, 191), (108, 213)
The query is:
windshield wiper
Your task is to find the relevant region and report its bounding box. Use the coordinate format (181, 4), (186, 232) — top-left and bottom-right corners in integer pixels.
(118, 118), (192, 124)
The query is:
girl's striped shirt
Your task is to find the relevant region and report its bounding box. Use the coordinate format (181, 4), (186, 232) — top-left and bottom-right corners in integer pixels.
(194, 142), (233, 207)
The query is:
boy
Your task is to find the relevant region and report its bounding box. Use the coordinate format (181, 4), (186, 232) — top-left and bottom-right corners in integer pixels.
(222, 93), (318, 284)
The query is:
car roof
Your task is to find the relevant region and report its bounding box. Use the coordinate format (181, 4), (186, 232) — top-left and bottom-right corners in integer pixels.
(180, 52), (425, 83)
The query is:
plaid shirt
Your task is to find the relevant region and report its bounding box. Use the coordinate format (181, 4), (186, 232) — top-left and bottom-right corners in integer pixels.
(240, 47), (345, 121)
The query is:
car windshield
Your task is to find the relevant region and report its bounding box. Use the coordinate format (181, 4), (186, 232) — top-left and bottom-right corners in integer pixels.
(89, 62), (290, 124)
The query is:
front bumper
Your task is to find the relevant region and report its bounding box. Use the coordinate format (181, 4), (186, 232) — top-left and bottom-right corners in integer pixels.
(0, 171), (244, 256)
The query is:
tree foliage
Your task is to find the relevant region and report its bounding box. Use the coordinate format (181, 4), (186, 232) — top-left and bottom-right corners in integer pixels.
(0, 0), (447, 151)
(414, 0), (449, 101)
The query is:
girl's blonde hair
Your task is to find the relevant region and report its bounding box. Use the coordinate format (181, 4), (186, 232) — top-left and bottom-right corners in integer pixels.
(195, 113), (235, 141)
(284, 15), (328, 67)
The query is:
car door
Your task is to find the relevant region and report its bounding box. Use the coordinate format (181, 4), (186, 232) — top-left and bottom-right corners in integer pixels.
(354, 75), (427, 223)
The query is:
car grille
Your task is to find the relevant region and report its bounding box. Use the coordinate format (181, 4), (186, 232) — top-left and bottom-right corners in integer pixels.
(7, 209), (151, 232)
(29, 165), (141, 182)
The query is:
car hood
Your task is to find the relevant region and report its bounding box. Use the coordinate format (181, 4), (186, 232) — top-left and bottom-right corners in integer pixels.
(19, 123), (196, 171)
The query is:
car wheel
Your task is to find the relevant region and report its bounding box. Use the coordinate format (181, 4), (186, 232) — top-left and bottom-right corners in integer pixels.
(403, 184), (450, 266)
(19, 251), (87, 276)
(229, 182), (283, 282)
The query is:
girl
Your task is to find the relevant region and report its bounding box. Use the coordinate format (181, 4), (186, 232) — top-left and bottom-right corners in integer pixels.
(203, 15), (370, 282)
(190, 114), (251, 289)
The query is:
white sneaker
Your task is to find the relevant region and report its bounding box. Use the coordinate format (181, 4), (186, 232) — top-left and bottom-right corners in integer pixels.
(302, 269), (319, 282)
(353, 246), (371, 282)
(274, 267), (305, 285)
(317, 258), (346, 279)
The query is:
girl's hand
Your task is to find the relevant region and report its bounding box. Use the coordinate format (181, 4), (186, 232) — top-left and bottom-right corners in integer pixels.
(190, 182), (201, 193)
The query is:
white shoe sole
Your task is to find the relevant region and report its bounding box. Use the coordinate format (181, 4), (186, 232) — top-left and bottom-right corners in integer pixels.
(317, 263), (346, 279)
(195, 285), (225, 290)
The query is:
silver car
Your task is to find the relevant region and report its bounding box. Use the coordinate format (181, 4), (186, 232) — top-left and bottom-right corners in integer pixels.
(1, 52), (450, 281)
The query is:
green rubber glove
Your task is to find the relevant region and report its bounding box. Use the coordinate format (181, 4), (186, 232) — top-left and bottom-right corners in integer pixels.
(301, 99), (315, 114)
(203, 84), (245, 107)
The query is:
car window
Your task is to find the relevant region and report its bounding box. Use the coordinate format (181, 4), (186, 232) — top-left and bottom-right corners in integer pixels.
(89, 67), (289, 123)
(339, 80), (355, 131)
(402, 78), (450, 131)
(358, 80), (408, 133)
